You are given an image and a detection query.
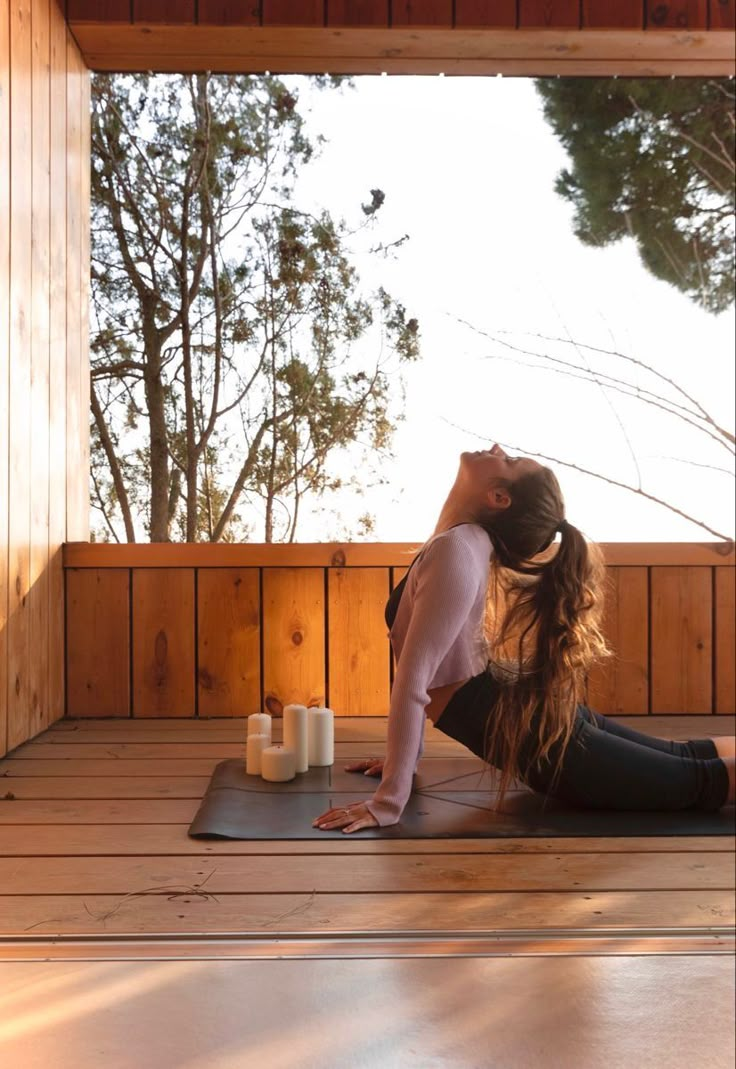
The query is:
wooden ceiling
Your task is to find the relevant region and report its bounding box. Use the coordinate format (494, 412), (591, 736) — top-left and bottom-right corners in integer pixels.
(64, 2), (736, 75)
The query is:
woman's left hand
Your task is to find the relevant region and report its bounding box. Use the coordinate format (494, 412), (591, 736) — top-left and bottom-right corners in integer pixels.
(312, 801), (379, 834)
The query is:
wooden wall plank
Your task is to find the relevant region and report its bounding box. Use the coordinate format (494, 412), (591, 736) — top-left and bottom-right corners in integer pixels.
(327, 568), (390, 717)
(0, 0), (10, 756)
(391, 1), (453, 24)
(29, 0), (52, 740)
(66, 569), (130, 716)
(519, 1), (581, 26)
(47, 0), (68, 738)
(66, 1), (131, 19)
(78, 37), (90, 543)
(262, 1), (324, 24)
(646, 0), (708, 26)
(262, 568), (325, 714)
(132, 569), (195, 716)
(583, 0), (644, 26)
(651, 567), (712, 714)
(197, 569), (261, 718)
(588, 568), (649, 715)
(710, 0), (735, 27)
(132, 1), (196, 20)
(455, 1), (517, 25)
(715, 568), (735, 714)
(7, 0), (33, 753)
(65, 31), (84, 543)
(327, 0), (389, 25)
(198, 1), (261, 23)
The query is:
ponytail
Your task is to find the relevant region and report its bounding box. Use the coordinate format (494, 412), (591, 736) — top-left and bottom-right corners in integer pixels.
(480, 471), (610, 810)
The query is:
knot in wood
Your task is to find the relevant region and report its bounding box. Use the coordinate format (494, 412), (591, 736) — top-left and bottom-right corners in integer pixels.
(331, 549), (346, 568)
(291, 630), (303, 646)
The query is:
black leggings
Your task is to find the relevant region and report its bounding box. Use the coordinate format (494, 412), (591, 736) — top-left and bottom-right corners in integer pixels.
(434, 671), (731, 813)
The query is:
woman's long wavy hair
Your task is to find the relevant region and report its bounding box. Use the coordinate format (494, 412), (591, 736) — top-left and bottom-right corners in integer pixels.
(478, 466), (610, 810)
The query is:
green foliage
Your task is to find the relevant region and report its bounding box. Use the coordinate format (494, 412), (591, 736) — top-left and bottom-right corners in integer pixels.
(535, 77), (735, 313)
(90, 73), (419, 543)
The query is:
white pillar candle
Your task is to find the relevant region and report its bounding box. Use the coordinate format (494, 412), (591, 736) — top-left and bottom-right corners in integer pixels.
(308, 706), (334, 767)
(246, 733), (270, 776)
(283, 704), (309, 773)
(248, 712), (272, 739)
(260, 744), (296, 783)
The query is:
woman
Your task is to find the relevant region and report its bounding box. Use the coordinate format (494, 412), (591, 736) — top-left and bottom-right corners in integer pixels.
(313, 445), (735, 833)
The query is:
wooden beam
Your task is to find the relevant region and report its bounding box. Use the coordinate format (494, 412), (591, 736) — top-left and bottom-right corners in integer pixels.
(198, 1), (261, 24)
(710, 0), (735, 27)
(62, 542), (736, 568)
(645, 0), (708, 27)
(519, 1), (581, 27)
(65, 24), (736, 74)
(583, 0), (644, 26)
(455, 1), (517, 26)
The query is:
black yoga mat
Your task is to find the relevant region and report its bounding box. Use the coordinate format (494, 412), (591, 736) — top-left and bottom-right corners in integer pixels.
(187, 758), (736, 840)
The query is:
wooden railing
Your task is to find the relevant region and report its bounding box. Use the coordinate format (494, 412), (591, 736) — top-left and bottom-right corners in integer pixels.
(62, 541), (735, 719)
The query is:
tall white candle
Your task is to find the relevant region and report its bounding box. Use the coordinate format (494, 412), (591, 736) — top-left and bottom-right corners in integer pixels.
(261, 744), (296, 783)
(283, 704), (309, 773)
(246, 732), (270, 776)
(248, 712), (272, 739)
(308, 706), (334, 767)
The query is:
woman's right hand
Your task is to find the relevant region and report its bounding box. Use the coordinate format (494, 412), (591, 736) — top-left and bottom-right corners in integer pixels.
(345, 757), (384, 778)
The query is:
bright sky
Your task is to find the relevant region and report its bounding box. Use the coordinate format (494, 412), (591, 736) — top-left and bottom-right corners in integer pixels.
(271, 74), (735, 545)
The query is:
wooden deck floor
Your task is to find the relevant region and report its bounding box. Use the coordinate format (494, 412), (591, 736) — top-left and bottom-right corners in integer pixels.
(1, 715), (734, 1069)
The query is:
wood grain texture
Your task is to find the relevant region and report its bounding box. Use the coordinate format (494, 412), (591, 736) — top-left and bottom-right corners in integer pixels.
(588, 568), (649, 715)
(197, 0), (261, 23)
(132, 569), (196, 716)
(7, 0), (33, 754)
(0, 0), (10, 757)
(66, 569), (130, 717)
(62, 541), (735, 569)
(0, 820), (729, 853)
(327, 0), (388, 24)
(391, 0), (453, 24)
(651, 567), (713, 714)
(65, 32), (85, 542)
(583, 0), (644, 25)
(519, 0), (581, 26)
(197, 568), (261, 717)
(455, 0), (517, 25)
(1, 851), (730, 891)
(47, 6), (68, 743)
(327, 567), (390, 716)
(262, 0), (324, 23)
(1, 889), (732, 934)
(715, 567), (735, 714)
(29, 0), (52, 742)
(78, 59), (90, 547)
(709, 0), (735, 27)
(132, 0), (195, 19)
(262, 568), (325, 714)
(646, 0), (708, 25)
(66, 1), (131, 18)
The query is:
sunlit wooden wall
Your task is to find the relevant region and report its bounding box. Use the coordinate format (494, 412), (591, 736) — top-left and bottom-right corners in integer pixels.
(0, 0), (90, 759)
(62, 542), (735, 720)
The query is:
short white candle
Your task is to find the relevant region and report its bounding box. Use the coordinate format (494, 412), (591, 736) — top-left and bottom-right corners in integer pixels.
(260, 744), (296, 783)
(308, 706), (334, 767)
(246, 733), (270, 776)
(248, 712), (272, 739)
(283, 704), (309, 773)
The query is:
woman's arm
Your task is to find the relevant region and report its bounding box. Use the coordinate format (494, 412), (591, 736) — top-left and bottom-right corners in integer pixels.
(364, 534), (483, 826)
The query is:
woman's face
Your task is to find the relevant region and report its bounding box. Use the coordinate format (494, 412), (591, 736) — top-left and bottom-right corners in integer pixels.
(460, 443), (541, 489)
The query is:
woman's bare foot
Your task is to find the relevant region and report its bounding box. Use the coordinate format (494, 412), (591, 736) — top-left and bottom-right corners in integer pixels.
(709, 736), (736, 760)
